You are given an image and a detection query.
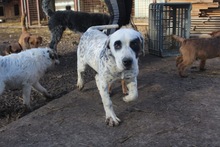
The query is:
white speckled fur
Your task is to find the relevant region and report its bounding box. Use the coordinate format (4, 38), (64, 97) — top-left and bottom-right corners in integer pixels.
(0, 48), (59, 108)
(77, 25), (143, 126)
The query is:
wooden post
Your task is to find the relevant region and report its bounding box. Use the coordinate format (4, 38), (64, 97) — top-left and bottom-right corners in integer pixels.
(36, 0), (40, 26)
(26, 0), (30, 26)
(20, 0), (24, 14)
(74, 0), (78, 11)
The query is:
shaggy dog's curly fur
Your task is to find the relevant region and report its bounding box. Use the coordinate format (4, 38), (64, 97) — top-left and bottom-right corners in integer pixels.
(0, 48), (59, 109)
(42, 0), (110, 51)
(173, 35), (220, 77)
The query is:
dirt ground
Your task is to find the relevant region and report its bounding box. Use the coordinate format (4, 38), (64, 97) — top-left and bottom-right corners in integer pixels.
(0, 24), (220, 146)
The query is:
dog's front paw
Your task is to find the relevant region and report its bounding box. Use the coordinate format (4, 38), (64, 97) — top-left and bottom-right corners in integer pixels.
(77, 83), (84, 90)
(24, 104), (33, 112)
(77, 77), (84, 90)
(105, 117), (121, 127)
(199, 68), (206, 71)
(123, 95), (137, 102)
(44, 93), (53, 99)
(179, 72), (188, 78)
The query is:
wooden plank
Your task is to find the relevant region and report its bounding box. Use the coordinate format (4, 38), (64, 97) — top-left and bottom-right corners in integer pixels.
(191, 26), (220, 31)
(192, 21), (220, 25)
(134, 23), (147, 26)
(191, 31), (216, 34)
(191, 28), (220, 32)
(167, 0), (213, 3)
(191, 16), (220, 19)
(206, 13), (220, 16)
(192, 2), (219, 9)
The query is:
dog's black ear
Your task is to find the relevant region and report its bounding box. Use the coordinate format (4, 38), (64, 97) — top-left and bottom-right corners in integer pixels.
(130, 37), (144, 58)
(105, 38), (110, 49)
(48, 49), (58, 60)
(139, 35), (145, 56)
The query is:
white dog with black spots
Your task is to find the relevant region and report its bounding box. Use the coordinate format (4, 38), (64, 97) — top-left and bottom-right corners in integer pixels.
(0, 48), (59, 109)
(77, 25), (143, 126)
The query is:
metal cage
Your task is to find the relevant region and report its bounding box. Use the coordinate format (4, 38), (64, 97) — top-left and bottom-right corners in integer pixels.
(148, 3), (191, 57)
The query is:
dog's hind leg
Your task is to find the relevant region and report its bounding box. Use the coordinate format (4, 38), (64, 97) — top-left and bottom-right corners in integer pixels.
(33, 82), (52, 98)
(121, 79), (128, 94)
(77, 57), (86, 90)
(95, 74), (101, 91)
(22, 85), (32, 109)
(0, 82), (5, 95)
(177, 60), (193, 77)
(176, 55), (183, 67)
(199, 59), (207, 71)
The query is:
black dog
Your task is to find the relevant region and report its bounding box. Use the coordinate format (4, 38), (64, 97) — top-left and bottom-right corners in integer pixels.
(42, 0), (110, 51)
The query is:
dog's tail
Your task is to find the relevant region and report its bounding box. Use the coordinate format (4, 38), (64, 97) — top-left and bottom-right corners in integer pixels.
(88, 24), (119, 31)
(21, 13), (27, 32)
(42, 0), (54, 17)
(172, 35), (185, 43)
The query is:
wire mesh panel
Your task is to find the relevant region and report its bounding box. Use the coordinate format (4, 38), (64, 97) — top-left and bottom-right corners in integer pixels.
(79, 0), (107, 13)
(148, 3), (191, 57)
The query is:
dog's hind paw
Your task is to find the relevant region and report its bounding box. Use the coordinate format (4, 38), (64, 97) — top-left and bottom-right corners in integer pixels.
(24, 104), (33, 112)
(77, 83), (84, 90)
(105, 117), (121, 127)
(178, 71), (188, 78)
(199, 68), (206, 71)
(179, 74), (188, 78)
(123, 95), (137, 102)
(44, 93), (52, 98)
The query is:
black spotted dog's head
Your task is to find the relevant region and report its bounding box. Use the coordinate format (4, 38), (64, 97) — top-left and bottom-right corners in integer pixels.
(107, 28), (143, 71)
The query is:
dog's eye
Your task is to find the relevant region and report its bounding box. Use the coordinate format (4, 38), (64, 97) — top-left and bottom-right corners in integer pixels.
(114, 40), (122, 50)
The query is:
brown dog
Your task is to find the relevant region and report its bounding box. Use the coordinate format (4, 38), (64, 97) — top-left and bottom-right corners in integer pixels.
(0, 42), (22, 56)
(18, 14), (42, 49)
(173, 35), (220, 77)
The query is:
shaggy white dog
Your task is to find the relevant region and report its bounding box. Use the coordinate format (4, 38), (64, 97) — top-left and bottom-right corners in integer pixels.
(77, 25), (143, 126)
(0, 48), (59, 109)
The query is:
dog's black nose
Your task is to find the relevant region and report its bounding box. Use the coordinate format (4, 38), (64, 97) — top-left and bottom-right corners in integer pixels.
(122, 58), (133, 69)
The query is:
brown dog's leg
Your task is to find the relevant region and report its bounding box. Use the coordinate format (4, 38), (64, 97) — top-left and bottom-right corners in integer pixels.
(178, 59), (193, 77)
(108, 84), (112, 95)
(176, 55), (183, 67)
(121, 79), (128, 94)
(199, 59), (206, 71)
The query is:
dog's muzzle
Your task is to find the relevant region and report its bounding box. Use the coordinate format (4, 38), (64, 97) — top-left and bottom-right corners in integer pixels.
(122, 57), (133, 70)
